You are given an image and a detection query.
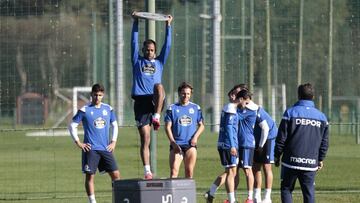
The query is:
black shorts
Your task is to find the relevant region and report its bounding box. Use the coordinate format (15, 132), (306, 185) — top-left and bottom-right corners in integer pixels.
(169, 144), (197, 153)
(254, 138), (275, 164)
(133, 95), (155, 128)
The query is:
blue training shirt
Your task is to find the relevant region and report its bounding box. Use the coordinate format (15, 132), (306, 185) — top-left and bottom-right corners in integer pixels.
(164, 102), (203, 145)
(72, 103), (117, 151)
(254, 107), (278, 146)
(218, 103), (239, 149)
(237, 102), (257, 149)
(131, 21), (172, 96)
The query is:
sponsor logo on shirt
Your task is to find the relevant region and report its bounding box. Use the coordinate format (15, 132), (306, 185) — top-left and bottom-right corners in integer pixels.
(142, 64), (156, 75)
(290, 156), (316, 164)
(94, 117), (106, 129)
(295, 118), (321, 127)
(178, 115), (192, 126)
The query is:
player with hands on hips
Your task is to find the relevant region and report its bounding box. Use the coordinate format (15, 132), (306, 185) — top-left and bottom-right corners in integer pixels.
(131, 11), (173, 179)
(68, 84), (120, 203)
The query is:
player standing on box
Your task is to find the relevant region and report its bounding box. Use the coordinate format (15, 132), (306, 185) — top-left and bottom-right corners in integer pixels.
(68, 84), (120, 203)
(131, 11), (173, 179)
(205, 84), (248, 203)
(252, 105), (278, 203)
(274, 83), (329, 203)
(235, 89), (257, 203)
(164, 82), (204, 178)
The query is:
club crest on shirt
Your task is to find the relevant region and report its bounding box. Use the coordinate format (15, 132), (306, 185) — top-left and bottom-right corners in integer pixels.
(102, 110), (108, 116)
(178, 115), (192, 126)
(94, 117), (106, 129)
(142, 63), (156, 75)
(189, 108), (195, 114)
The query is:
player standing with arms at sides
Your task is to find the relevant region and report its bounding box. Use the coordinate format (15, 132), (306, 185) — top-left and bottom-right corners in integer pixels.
(274, 83), (329, 203)
(68, 84), (120, 203)
(235, 89), (257, 203)
(215, 88), (241, 203)
(131, 11), (173, 179)
(205, 84), (248, 203)
(164, 82), (205, 178)
(252, 105), (278, 203)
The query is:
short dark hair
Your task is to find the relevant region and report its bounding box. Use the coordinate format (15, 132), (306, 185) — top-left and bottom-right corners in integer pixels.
(143, 39), (157, 52)
(298, 83), (314, 100)
(227, 83), (248, 97)
(177, 82), (193, 93)
(235, 89), (252, 100)
(92, 84), (105, 93)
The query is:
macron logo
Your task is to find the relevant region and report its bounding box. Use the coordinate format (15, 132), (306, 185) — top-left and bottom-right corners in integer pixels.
(290, 156), (316, 164)
(295, 118), (321, 128)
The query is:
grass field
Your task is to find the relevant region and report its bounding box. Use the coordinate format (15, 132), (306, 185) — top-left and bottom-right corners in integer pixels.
(0, 127), (359, 202)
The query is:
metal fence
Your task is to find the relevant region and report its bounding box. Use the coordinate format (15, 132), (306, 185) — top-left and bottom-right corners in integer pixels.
(0, 0), (359, 130)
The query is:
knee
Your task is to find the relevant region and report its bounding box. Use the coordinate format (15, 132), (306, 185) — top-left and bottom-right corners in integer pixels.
(154, 83), (163, 88)
(245, 169), (253, 177)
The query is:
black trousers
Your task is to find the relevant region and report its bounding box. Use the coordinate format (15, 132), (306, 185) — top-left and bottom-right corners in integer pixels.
(280, 166), (316, 203)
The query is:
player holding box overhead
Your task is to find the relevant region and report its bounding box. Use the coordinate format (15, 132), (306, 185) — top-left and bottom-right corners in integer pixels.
(68, 84), (120, 203)
(164, 82), (204, 178)
(131, 11), (173, 179)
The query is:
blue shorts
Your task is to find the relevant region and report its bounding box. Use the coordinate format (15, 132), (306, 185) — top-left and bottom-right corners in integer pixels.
(218, 148), (238, 168)
(82, 150), (118, 174)
(238, 148), (254, 168)
(254, 138), (275, 164)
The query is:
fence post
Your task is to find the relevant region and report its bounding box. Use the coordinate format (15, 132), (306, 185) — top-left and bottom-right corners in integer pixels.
(355, 119), (360, 144)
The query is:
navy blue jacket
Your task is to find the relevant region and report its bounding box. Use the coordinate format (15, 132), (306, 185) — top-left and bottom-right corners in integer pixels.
(275, 100), (329, 171)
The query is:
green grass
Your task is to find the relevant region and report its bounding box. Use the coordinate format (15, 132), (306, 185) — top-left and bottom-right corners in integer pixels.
(0, 127), (359, 202)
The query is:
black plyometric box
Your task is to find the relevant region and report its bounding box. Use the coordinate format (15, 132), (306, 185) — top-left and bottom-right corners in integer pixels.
(113, 178), (196, 203)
